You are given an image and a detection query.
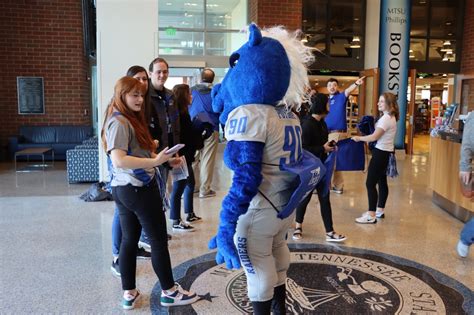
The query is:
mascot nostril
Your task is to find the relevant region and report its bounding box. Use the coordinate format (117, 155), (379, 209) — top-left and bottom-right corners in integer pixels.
(209, 23), (327, 315)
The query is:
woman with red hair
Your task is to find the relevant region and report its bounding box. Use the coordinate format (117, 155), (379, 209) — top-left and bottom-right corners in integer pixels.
(102, 76), (199, 310)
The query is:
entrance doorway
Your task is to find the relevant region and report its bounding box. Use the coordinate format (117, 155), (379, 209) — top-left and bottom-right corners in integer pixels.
(407, 72), (455, 155)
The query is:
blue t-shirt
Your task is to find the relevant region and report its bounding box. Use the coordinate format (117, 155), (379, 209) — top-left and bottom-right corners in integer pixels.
(325, 92), (347, 132)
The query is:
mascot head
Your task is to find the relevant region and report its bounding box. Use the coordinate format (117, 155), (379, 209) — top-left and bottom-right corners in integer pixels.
(212, 24), (314, 124)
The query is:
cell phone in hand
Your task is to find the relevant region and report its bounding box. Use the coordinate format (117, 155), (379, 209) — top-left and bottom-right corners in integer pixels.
(165, 144), (185, 155)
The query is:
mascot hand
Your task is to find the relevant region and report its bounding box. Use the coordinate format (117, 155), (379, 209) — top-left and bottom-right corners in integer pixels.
(208, 225), (241, 270)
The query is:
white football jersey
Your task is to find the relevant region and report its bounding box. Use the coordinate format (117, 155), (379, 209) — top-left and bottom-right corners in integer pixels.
(225, 104), (302, 210)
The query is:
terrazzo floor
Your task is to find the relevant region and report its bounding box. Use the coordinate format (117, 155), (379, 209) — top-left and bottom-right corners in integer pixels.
(0, 146), (472, 314)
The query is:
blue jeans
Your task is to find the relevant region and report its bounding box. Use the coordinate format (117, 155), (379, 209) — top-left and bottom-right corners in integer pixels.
(460, 218), (474, 246)
(112, 207), (122, 257)
(170, 161), (195, 221)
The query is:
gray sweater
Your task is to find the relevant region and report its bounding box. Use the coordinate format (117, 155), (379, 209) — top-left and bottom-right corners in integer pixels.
(460, 113), (473, 172)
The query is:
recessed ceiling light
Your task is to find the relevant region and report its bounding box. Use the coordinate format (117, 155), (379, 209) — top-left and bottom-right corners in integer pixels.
(166, 2), (172, 5)
(445, 21), (452, 26)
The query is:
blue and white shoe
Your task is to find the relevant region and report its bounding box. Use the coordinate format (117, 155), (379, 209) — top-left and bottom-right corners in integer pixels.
(160, 283), (199, 307)
(122, 290), (140, 310)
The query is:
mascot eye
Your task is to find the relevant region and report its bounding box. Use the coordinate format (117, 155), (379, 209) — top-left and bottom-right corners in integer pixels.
(229, 53), (240, 68)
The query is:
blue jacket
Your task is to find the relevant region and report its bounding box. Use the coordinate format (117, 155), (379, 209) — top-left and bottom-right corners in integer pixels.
(190, 83), (220, 131)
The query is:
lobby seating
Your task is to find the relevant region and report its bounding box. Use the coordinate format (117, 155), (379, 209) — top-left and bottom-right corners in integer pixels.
(66, 137), (99, 183)
(8, 125), (92, 160)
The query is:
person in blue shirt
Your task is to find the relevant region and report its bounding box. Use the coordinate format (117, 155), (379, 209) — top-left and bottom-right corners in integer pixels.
(325, 76), (365, 194)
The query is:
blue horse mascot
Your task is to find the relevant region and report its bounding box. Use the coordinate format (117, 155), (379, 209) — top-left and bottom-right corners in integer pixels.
(209, 24), (327, 315)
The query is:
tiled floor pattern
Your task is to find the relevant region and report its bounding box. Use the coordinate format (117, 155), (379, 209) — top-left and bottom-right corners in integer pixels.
(1, 148), (472, 313)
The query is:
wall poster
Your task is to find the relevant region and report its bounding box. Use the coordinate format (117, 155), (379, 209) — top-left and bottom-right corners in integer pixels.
(17, 77), (45, 114)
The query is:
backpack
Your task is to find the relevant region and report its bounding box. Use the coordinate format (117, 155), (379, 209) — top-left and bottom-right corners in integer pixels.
(80, 182), (113, 202)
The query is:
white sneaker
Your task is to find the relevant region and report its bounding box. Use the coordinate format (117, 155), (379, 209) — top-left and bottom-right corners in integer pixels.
(138, 241), (151, 252)
(355, 212), (377, 224)
(375, 210), (385, 218)
(172, 220), (195, 232)
(457, 240), (469, 258)
(161, 283), (200, 306)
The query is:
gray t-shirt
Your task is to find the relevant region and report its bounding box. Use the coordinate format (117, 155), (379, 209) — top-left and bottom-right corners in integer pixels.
(105, 113), (155, 187)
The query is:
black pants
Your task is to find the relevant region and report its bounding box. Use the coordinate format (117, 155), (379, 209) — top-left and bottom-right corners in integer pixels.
(366, 148), (390, 212)
(112, 180), (175, 291)
(295, 182), (333, 233)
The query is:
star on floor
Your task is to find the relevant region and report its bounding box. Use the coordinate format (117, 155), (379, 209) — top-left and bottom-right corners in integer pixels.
(199, 292), (218, 302)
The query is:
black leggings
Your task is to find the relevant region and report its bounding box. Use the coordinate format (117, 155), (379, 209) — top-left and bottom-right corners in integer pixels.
(112, 180), (175, 291)
(295, 182), (333, 233)
(366, 148), (390, 212)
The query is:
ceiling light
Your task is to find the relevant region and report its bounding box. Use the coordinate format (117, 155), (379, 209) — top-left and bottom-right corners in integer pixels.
(446, 50), (453, 55)
(443, 40), (451, 46)
(166, 2), (172, 5)
(445, 21), (452, 26)
(409, 49), (413, 53)
(442, 73), (447, 77)
(354, 18), (359, 21)
(409, 54), (415, 59)
(184, 2), (198, 6)
(442, 54), (449, 61)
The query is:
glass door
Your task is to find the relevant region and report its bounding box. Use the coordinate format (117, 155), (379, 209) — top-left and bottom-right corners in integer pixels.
(406, 69), (417, 155)
(358, 68), (379, 117)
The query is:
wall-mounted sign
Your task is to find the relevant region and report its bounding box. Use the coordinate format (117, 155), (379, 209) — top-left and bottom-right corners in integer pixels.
(17, 77), (45, 115)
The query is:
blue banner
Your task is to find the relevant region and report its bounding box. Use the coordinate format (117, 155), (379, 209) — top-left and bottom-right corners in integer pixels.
(378, 0), (411, 149)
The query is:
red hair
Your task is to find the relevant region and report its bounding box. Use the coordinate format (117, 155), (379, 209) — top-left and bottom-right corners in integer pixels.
(101, 76), (155, 152)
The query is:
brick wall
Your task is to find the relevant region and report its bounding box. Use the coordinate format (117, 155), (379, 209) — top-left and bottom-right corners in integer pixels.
(249, 0), (302, 31)
(0, 0), (91, 158)
(461, 0), (474, 74)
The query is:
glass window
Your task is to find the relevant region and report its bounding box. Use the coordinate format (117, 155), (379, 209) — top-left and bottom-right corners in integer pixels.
(430, 0), (457, 38)
(158, 30), (204, 56)
(330, 36), (362, 58)
(410, 1), (428, 37)
(302, 0), (327, 33)
(158, 0), (205, 29)
(206, 0), (248, 30)
(304, 33), (327, 54)
(329, 0), (363, 34)
(158, 0), (248, 56)
(409, 38), (427, 61)
(205, 32), (247, 56)
(428, 39), (456, 62)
